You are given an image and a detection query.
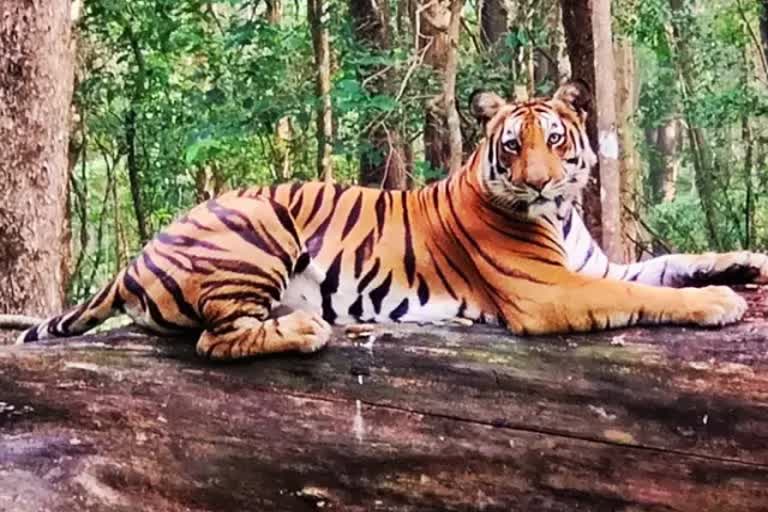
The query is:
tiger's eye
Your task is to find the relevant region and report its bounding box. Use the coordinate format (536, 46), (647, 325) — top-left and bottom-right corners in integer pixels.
(548, 133), (563, 145)
(502, 140), (520, 153)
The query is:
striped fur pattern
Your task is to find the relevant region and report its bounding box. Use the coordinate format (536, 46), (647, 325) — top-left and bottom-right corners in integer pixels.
(19, 82), (767, 359)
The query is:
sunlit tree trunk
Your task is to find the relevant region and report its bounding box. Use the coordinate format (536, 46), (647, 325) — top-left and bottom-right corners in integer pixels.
(592, 0), (621, 260)
(417, 0), (463, 177)
(615, 38), (641, 262)
(0, 0), (75, 315)
(559, 0), (602, 246)
(308, 0), (334, 182)
(350, 0), (410, 189)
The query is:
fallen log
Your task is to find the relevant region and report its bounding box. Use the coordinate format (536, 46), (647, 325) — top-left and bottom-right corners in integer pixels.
(0, 287), (767, 511)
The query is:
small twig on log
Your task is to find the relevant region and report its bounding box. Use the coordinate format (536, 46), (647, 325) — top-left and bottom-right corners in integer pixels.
(0, 315), (43, 330)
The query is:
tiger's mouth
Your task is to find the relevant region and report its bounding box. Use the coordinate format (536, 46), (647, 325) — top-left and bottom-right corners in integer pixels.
(512, 194), (565, 217)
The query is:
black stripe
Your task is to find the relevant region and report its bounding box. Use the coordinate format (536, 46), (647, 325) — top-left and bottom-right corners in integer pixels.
(369, 271), (393, 315)
(348, 295), (364, 320)
(389, 298), (409, 321)
(191, 254), (283, 289)
(575, 242), (595, 272)
(288, 181), (302, 203)
(659, 260), (669, 285)
(199, 280), (281, 302)
(305, 186), (345, 257)
(58, 304), (88, 333)
(179, 216), (215, 231)
(208, 200), (283, 257)
(563, 208), (573, 240)
(320, 251), (343, 323)
(354, 230), (375, 278)
(290, 190), (305, 219)
(342, 192), (364, 241)
(122, 271), (189, 331)
(417, 274), (430, 306)
(154, 248), (199, 274)
(88, 278), (116, 310)
(156, 232), (224, 251)
(401, 191), (416, 287)
(358, 258), (381, 293)
(374, 192), (387, 239)
(427, 248), (458, 300)
(458, 298), (468, 318)
(435, 242), (473, 290)
(304, 188), (326, 226)
(142, 253), (200, 322)
(272, 202), (302, 248)
(294, 252), (311, 274)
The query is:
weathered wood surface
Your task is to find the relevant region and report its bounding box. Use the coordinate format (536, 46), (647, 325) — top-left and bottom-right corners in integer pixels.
(1, 287), (767, 511)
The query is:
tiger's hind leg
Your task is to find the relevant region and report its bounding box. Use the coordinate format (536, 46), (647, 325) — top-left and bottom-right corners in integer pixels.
(190, 195), (332, 360)
(196, 310), (332, 360)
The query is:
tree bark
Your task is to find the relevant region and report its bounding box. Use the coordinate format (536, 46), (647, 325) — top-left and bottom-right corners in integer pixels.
(0, 0), (75, 316)
(559, 0), (602, 247)
(760, 0), (768, 73)
(615, 38), (641, 262)
(417, 0), (464, 177)
(592, 0), (621, 261)
(443, 0), (463, 175)
(646, 120), (682, 204)
(123, 24), (150, 243)
(266, 0), (282, 24)
(479, 0), (508, 50)
(308, 0), (334, 182)
(350, 0), (410, 189)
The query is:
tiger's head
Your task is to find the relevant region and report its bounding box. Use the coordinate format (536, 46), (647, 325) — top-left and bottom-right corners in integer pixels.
(469, 80), (597, 219)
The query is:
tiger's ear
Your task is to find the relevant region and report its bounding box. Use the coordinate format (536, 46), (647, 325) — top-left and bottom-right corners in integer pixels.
(553, 79), (592, 120)
(469, 90), (507, 127)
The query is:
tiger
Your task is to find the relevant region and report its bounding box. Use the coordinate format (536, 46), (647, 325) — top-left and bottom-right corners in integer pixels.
(11, 80), (768, 360)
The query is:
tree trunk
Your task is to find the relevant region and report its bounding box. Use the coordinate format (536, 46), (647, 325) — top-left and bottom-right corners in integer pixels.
(479, 0), (508, 50)
(0, 0), (75, 316)
(125, 107), (149, 242)
(615, 38), (641, 262)
(350, 0), (410, 189)
(266, 0), (282, 24)
(534, 1), (566, 87)
(646, 120), (682, 204)
(443, 0), (463, 175)
(417, 0), (463, 177)
(760, 0), (768, 71)
(308, 0), (334, 182)
(591, 0), (621, 261)
(559, 0), (602, 247)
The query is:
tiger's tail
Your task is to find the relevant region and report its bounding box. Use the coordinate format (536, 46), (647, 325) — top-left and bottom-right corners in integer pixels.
(17, 271), (125, 344)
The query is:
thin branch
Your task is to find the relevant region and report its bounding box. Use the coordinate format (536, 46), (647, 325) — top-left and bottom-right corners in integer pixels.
(736, 0), (768, 82)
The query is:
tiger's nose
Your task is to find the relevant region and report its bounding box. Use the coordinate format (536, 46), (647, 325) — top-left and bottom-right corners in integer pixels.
(525, 175), (551, 192)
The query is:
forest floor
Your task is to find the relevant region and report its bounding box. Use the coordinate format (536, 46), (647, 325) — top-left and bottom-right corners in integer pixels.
(1, 287), (767, 511)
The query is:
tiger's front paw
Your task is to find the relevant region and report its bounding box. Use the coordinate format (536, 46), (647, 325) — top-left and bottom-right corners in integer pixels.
(286, 310), (332, 353)
(680, 286), (748, 326)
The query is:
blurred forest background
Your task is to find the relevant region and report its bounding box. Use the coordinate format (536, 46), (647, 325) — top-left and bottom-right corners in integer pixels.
(2, 0), (768, 313)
